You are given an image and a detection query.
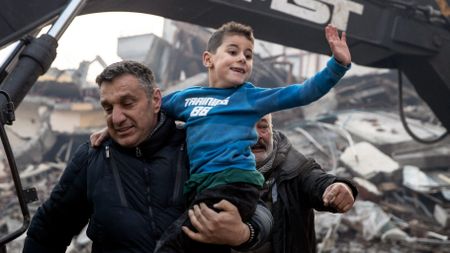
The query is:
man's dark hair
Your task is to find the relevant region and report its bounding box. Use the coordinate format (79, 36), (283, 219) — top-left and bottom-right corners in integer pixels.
(96, 60), (156, 98)
(206, 21), (254, 53)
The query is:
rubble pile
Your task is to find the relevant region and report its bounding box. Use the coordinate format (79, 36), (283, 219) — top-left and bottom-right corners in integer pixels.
(0, 108), (94, 252)
(279, 94), (449, 252)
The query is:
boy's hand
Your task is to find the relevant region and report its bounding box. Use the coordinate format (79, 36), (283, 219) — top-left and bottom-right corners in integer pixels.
(90, 127), (109, 147)
(325, 24), (351, 66)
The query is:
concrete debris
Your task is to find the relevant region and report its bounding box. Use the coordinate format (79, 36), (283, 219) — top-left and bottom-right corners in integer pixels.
(340, 142), (399, 179)
(426, 230), (448, 241)
(342, 200), (392, 241)
(391, 144), (450, 169)
(434, 204), (449, 228)
(402, 165), (440, 193)
(293, 121), (450, 252)
(381, 227), (410, 242)
(281, 87), (449, 251)
(352, 177), (382, 201)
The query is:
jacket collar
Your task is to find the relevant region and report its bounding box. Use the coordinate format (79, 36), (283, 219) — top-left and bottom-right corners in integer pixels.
(271, 130), (311, 182)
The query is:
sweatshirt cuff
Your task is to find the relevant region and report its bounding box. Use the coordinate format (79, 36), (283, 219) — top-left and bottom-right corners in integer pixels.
(328, 56), (351, 77)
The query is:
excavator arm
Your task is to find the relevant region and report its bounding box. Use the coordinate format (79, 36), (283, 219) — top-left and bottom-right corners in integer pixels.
(1, 0), (449, 129)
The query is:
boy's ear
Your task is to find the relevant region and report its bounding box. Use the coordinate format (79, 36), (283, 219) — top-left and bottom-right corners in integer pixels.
(202, 51), (213, 68)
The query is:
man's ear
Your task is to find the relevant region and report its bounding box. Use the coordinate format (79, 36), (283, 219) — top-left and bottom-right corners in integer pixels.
(202, 51), (213, 68)
(151, 88), (162, 113)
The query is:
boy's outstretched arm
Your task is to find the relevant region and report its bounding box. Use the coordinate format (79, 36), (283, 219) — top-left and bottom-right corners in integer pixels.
(325, 24), (351, 66)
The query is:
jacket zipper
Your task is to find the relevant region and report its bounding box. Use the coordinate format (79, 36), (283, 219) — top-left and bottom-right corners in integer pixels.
(136, 147), (142, 157)
(105, 145), (110, 158)
(106, 145), (129, 207)
(144, 162), (157, 235)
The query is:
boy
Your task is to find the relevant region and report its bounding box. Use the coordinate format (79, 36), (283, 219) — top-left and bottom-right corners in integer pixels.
(156, 21), (351, 252)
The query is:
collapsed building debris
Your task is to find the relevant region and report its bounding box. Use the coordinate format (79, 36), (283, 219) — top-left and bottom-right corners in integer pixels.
(0, 74), (100, 252)
(279, 110), (449, 252)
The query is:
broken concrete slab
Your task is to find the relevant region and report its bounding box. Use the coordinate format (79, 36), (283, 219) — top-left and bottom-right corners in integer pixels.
(392, 144), (450, 170)
(340, 142), (399, 179)
(402, 165), (439, 193)
(333, 110), (449, 156)
(342, 200), (392, 241)
(434, 204), (449, 228)
(352, 177), (382, 201)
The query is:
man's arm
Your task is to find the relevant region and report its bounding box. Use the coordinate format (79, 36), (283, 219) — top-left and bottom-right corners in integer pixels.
(297, 158), (357, 213)
(182, 200), (272, 250)
(23, 143), (92, 253)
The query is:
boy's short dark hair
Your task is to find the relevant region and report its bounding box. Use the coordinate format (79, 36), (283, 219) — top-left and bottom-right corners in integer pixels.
(96, 60), (155, 98)
(206, 21), (254, 53)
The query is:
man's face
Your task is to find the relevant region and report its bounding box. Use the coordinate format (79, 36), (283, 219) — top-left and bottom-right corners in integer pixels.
(203, 34), (254, 88)
(252, 114), (274, 164)
(100, 74), (161, 148)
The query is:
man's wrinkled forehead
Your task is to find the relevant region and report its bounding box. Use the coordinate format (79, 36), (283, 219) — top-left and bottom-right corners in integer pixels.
(100, 91), (135, 106)
(99, 77), (146, 105)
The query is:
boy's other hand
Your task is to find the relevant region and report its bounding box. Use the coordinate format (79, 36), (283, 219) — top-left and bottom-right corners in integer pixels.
(325, 24), (351, 66)
(90, 127), (109, 147)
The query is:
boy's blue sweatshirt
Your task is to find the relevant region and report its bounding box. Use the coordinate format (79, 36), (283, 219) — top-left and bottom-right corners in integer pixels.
(163, 57), (349, 175)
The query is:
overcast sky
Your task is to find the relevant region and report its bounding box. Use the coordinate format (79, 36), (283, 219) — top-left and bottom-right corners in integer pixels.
(53, 12), (164, 69)
(0, 12), (164, 70)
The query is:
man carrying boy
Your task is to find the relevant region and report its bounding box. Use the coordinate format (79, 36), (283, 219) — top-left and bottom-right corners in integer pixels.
(23, 59), (272, 253)
(156, 21), (351, 252)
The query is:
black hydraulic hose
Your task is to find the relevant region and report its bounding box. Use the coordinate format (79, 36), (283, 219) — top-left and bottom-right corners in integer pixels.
(1, 34), (57, 107)
(397, 69), (449, 144)
(0, 37), (32, 84)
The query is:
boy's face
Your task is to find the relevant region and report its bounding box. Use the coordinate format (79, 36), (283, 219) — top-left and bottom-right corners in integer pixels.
(203, 34), (253, 88)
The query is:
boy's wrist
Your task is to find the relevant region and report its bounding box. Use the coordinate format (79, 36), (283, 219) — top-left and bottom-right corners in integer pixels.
(330, 56), (351, 72)
(335, 57), (350, 67)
